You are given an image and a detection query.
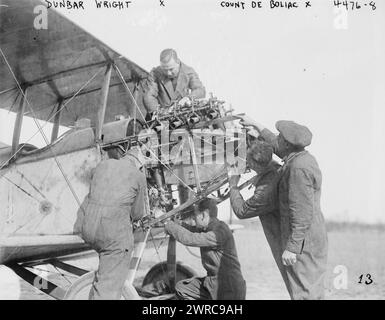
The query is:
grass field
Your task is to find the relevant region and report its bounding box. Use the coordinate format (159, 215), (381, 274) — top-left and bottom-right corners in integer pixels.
(235, 220), (385, 300)
(0, 220), (384, 300)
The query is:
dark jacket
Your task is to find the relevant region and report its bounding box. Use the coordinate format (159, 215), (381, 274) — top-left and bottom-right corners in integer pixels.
(230, 161), (280, 219)
(260, 128), (328, 300)
(143, 62), (206, 112)
(229, 161), (289, 288)
(165, 218), (245, 299)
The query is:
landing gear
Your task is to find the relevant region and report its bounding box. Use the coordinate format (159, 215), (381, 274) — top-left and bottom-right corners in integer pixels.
(140, 261), (197, 298)
(64, 261), (196, 300)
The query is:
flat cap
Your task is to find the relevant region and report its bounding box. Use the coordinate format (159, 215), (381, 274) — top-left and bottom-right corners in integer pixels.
(275, 120), (312, 147)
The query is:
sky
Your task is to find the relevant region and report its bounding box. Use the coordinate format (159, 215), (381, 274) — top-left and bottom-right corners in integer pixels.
(1, 0), (384, 223)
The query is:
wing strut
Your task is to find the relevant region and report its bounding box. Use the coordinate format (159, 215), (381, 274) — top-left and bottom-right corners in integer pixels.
(0, 63), (104, 172)
(11, 87), (27, 155)
(95, 64), (112, 141)
(0, 47), (84, 211)
(51, 100), (63, 143)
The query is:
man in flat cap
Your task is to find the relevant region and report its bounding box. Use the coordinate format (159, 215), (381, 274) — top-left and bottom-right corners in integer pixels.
(238, 116), (328, 300)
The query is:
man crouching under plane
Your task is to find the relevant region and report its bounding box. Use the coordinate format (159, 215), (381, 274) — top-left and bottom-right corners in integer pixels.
(164, 198), (246, 300)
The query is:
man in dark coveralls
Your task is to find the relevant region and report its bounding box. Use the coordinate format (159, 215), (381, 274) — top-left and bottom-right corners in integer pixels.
(164, 198), (246, 300)
(239, 116), (328, 300)
(74, 147), (149, 300)
(228, 140), (290, 291)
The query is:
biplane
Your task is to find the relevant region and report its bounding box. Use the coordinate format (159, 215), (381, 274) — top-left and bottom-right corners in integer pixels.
(0, 0), (252, 299)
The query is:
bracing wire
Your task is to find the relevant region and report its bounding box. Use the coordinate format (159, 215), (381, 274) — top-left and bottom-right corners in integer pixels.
(0, 47), (89, 209)
(0, 62), (103, 171)
(113, 64), (150, 129)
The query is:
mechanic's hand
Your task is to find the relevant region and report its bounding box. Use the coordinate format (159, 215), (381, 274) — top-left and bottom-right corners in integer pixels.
(178, 96), (191, 107)
(237, 115), (257, 127)
(282, 250), (297, 266)
(163, 218), (172, 233)
(227, 161), (241, 187)
(163, 217), (171, 225)
(173, 215), (182, 225)
(247, 128), (260, 139)
(228, 175), (241, 188)
(227, 161), (240, 175)
(238, 115), (265, 132)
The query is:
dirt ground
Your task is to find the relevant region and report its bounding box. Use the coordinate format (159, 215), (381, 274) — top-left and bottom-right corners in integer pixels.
(0, 219), (384, 300)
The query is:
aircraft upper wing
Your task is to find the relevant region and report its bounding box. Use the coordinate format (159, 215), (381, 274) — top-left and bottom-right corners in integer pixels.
(0, 0), (150, 127)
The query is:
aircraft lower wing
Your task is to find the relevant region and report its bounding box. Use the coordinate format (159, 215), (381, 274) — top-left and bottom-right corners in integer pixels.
(0, 234), (89, 264)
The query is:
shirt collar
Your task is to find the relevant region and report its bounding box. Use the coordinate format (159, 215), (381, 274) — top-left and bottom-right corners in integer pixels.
(282, 150), (307, 164)
(278, 151), (308, 174)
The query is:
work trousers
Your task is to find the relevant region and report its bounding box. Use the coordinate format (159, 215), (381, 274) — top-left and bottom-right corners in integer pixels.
(79, 200), (134, 300)
(284, 251), (327, 300)
(89, 242), (133, 300)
